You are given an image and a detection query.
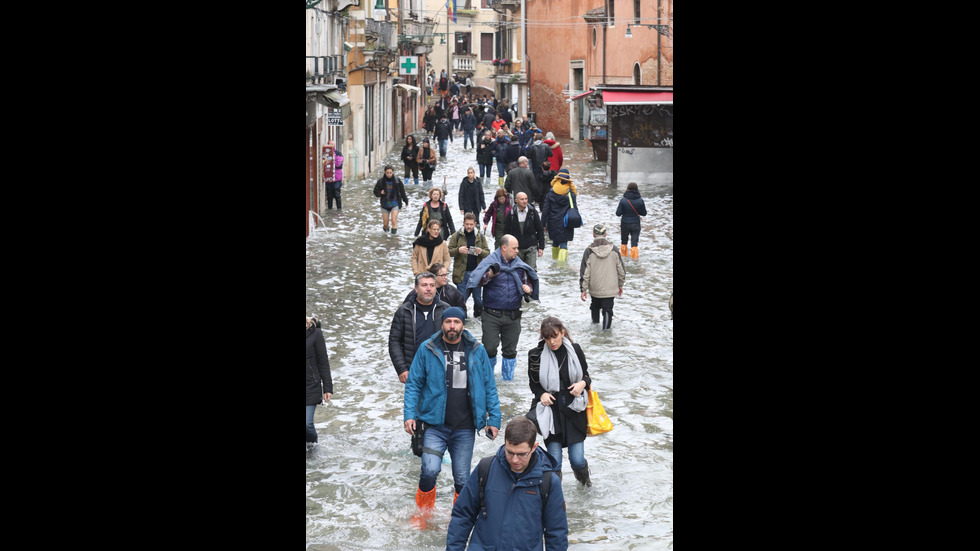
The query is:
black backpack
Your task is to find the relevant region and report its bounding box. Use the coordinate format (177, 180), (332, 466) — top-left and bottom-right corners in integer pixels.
(476, 455), (554, 519)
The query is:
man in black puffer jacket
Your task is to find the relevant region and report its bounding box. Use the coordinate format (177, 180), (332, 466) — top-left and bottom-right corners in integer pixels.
(389, 272), (451, 383)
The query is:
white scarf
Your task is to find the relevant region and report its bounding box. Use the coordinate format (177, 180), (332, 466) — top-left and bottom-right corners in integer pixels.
(535, 337), (587, 440)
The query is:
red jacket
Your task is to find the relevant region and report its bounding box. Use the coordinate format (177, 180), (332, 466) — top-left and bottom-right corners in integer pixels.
(542, 139), (563, 171)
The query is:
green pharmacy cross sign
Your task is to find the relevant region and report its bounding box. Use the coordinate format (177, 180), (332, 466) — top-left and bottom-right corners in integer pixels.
(400, 56), (418, 75)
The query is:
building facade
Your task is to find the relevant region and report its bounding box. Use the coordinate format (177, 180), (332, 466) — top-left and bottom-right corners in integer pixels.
(307, 0), (357, 237)
(526, 0), (673, 140)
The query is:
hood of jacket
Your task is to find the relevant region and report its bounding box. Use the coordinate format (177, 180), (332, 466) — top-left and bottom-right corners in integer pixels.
(624, 189), (642, 200)
(543, 139), (560, 149)
(588, 238), (616, 258)
(549, 179), (578, 197)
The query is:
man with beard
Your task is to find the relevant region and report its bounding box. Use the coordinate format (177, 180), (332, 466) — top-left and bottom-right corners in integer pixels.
(388, 272), (450, 384)
(403, 306), (501, 529)
(448, 212), (491, 318)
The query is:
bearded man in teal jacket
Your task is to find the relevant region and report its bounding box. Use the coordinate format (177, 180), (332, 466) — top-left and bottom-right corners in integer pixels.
(403, 306), (501, 529)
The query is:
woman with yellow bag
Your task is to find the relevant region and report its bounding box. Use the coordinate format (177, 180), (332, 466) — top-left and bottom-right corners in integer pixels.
(527, 316), (593, 487)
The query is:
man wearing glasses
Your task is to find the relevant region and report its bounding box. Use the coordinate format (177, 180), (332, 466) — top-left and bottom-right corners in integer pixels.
(447, 416), (568, 550)
(403, 307), (501, 529)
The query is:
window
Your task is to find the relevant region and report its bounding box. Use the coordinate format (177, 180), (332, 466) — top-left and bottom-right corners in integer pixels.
(634, 0), (641, 24)
(481, 33), (494, 61)
(609, 0), (615, 27)
(633, 63), (641, 85)
(592, 27), (597, 48)
(456, 32), (471, 55)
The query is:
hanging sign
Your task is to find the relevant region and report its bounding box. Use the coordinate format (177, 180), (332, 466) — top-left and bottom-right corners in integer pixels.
(326, 108), (343, 126)
(399, 56), (419, 75)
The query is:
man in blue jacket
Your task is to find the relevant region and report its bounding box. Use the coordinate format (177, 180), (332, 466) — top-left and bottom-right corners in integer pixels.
(447, 416), (568, 550)
(404, 306), (501, 529)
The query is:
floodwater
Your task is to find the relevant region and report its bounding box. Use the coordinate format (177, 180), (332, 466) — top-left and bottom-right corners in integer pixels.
(306, 130), (672, 550)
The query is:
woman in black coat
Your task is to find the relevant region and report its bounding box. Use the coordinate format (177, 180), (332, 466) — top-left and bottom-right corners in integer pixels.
(401, 134), (420, 187)
(457, 166), (486, 218)
(528, 316), (593, 486)
(306, 316), (333, 448)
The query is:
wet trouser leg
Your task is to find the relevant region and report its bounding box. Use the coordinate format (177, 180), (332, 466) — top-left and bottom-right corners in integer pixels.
(480, 308), (521, 360)
(306, 405), (317, 443)
(546, 440), (586, 472)
(622, 222), (641, 247)
(419, 425), (475, 494)
(518, 247), (537, 271)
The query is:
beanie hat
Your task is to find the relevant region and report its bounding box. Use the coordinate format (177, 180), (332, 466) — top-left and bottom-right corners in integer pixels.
(593, 223), (607, 236)
(443, 306), (466, 323)
(556, 168), (571, 181)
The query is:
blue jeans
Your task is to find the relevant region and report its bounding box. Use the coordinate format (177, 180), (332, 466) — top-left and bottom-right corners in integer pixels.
(546, 440), (586, 471)
(458, 271), (483, 308)
(463, 129), (475, 149)
(479, 163), (492, 179)
(496, 161), (507, 179)
(438, 138), (448, 156)
(419, 424), (476, 493)
(306, 405), (318, 443)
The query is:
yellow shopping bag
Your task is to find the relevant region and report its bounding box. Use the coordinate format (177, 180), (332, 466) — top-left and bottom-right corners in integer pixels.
(586, 388), (613, 436)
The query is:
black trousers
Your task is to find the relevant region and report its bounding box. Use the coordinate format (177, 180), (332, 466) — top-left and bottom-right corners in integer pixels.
(326, 182), (342, 209)
(589, 296), (615, 323)
(620, 222), (641, 247)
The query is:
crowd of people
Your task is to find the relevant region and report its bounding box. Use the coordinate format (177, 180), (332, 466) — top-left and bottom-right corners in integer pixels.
(309, 74), (656, 549)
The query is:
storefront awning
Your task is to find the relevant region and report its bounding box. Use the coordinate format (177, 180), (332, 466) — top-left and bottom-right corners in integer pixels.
(309, 87), (352, 120)
(601, 91), (673, 104)
(394, 83), (421, 95)
(566, 89), (595, 103)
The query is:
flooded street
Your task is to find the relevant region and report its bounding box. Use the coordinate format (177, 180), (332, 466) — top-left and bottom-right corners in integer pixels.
(306, 131), (672, 550)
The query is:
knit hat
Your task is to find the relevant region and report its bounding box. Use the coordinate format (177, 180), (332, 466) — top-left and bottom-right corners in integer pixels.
(593, 223), (607, 236)
(443, 306), (466, 323)
(556, 168), (571, 181)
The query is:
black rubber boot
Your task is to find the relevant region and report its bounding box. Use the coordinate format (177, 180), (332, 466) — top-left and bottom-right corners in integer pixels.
(572, 461), (592, 487)
(473, 304), (482, 318)
(601, 311), (612, 331)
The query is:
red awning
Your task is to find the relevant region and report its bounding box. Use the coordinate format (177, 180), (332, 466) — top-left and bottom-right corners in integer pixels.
(601, 91), (673, 104)
(566, 89), (595, 103)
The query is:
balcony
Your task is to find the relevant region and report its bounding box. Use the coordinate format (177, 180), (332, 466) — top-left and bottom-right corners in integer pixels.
(492, 60), (522, 74)
(306, 55), (344, 85)
(365, 19), (395, 49)
(488, 0), (520, 12)
(453, 54), (477, 74)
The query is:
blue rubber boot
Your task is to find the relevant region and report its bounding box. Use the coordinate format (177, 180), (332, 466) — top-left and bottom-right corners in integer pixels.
(501, 357), (517, 381)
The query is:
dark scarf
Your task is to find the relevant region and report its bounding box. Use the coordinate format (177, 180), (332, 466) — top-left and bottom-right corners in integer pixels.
(413, 233), (444, 263)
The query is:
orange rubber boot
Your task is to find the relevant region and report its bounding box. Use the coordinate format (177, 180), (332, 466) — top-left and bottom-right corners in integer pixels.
(620, 244), (628, 257)
(453, 492), (460, 506)
(410, 487), (437, 529)
(630, 246), (639, 259)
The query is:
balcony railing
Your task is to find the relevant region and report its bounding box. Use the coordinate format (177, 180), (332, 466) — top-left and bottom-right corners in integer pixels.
(453, 55), (476, 73)
(306, 55), (344, 84)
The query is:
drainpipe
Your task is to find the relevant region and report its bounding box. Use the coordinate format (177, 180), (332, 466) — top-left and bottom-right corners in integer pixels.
(657, 0), (662, 85)
(602, 0), (607, 86)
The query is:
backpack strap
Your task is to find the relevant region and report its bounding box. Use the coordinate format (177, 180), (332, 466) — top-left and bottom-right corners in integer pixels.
(477, 456), (494, 519)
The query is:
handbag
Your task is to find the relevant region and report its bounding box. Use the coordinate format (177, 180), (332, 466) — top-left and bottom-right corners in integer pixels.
(586, 388), (613, 436)
(563, 192), (583, 228)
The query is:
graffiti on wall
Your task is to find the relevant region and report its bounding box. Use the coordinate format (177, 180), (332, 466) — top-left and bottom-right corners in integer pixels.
(609, 104), (673, 148)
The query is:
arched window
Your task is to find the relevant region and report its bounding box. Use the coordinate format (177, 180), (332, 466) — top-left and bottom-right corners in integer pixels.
(633, 63), (641, 85)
